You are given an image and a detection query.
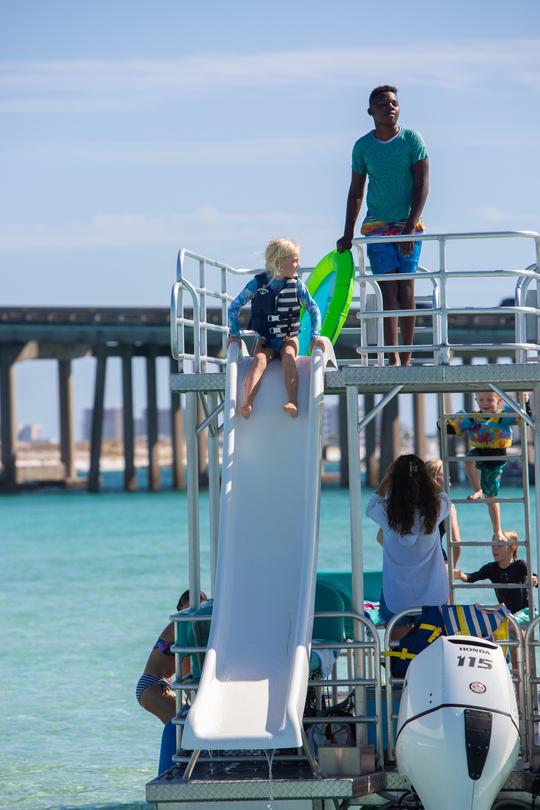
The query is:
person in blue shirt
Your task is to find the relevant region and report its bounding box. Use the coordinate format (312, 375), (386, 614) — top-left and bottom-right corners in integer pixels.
(337, 85), (429, 366)
(228, 238), (323, 418)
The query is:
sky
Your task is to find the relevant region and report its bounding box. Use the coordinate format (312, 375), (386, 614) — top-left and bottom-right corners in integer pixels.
(1, 0), (540, 439)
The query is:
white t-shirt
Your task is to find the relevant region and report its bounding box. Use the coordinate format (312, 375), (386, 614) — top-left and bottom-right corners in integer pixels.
(366, 491), (451, 614)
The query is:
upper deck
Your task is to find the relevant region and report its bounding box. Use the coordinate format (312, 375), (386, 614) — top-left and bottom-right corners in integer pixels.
(170, 229), (540, 395)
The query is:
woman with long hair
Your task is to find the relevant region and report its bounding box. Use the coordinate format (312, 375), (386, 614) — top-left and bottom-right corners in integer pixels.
(366, 454), (452, 634)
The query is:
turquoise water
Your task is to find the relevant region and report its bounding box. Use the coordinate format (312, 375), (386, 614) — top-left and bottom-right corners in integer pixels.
(2, 484), (533, 810)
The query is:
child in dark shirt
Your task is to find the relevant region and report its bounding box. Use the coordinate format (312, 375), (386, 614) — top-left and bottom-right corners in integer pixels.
(454, 531), (537, 625)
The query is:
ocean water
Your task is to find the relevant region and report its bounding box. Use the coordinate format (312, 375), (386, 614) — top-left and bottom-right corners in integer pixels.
(1, 483), (534, 810)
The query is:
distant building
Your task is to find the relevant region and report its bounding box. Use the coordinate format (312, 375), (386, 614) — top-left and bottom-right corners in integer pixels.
(137, 408), (172, 439)
(81, 408), (123, 442)
(81, 407), (173, 441)
(17, 423), (45, 442)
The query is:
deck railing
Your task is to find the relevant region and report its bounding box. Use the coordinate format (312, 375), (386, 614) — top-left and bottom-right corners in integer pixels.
(171, 231), (540, 372)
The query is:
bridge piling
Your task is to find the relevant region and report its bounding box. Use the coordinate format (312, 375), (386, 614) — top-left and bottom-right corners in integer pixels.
(88, 354), (107, 492)
(121, 352), (136, 492)
(58, 359), (75, 482)
(145, 349), (160, 491)
(0, 361), (17, 488)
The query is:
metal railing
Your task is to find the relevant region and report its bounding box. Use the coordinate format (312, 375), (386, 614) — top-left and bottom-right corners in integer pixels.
(171, 231), (540, 372)
(352, 230), (540, 366)
(170, 608), (384, 773)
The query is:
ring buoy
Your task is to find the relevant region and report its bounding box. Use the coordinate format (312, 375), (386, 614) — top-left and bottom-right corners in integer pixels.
(298, 249), (355, 356)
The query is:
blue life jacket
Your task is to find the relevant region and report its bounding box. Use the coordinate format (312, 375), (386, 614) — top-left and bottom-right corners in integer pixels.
(385, 606), (446, 678)
(249, 273), (301, 341)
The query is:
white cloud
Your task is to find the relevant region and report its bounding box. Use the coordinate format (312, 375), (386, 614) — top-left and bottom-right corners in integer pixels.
(0, 207), (336, 252)
(1, 40), (539, 112)
(0, 134), (346, 166)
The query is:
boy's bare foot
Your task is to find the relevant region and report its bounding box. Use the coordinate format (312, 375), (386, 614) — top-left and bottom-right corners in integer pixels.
(493, 530), (506, 543)
(238, 403), (252, 419)
(283, 402), (298, 418)
(467, 489), (483, 500)
(388, 353), (400, 367)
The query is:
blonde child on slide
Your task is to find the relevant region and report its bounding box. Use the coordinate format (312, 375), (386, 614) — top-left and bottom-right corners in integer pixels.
(228, 238), (324, 418)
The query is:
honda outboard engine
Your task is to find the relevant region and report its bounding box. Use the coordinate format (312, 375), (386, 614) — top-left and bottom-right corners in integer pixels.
(396, 635), (519, 810)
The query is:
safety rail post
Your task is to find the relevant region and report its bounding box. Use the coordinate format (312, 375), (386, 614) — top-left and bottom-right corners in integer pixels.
(199, 259), (208, 373)
(438, 237), (450, 365)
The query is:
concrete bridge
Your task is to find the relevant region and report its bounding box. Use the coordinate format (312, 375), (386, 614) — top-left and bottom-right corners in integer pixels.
(0, 305), (517, 491)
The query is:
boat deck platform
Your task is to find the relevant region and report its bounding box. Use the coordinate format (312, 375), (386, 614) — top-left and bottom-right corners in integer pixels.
(146, 761), (537, 803)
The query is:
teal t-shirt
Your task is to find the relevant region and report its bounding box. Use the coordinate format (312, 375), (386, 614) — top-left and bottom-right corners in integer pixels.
(352, 127), (428, 225)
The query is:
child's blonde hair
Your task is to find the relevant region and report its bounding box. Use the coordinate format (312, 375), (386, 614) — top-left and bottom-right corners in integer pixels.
(265, 238), (299, 279)
(425, 458), (443, 480)
(501, 530), (519, 560)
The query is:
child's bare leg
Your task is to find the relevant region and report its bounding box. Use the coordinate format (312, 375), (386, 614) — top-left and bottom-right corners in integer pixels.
(488, 501), (504, 540)
(465, 459), (483, 499)
(240, 342), (275, 418)
(281, 338), (299, 417)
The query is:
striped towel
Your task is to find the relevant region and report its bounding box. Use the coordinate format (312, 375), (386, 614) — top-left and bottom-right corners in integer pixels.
(442, 603), (510, 640)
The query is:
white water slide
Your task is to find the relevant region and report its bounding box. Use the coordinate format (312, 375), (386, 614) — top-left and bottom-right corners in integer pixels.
(182, 340), (335, 751)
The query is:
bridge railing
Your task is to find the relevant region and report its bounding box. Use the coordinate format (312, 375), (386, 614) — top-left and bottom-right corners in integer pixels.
(171, 230), (540, 372)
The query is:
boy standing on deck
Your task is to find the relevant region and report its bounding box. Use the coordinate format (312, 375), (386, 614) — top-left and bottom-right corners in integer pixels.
(336, 85), (429, 366)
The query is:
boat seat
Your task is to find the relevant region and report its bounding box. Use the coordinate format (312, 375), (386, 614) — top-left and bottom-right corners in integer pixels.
(316, 570), (383, 635)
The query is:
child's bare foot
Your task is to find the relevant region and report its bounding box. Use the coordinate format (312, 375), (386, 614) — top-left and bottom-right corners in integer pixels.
(467, 489), (483, 500)
(238, 403), (252, 419)
(388, 353), (400, 367)
(400, 353), (412, 366)
(493, 530), (506, 543)
(283, 402), (298, 418)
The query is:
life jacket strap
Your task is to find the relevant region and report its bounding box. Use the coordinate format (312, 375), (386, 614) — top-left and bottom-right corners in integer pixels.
(419, 623), (443, 643)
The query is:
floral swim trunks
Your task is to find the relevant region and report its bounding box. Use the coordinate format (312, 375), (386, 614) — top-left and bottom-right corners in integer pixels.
(467, 448), (505, 497)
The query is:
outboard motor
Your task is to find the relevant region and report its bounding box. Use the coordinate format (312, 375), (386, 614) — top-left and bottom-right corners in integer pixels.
(396, 635), (519, 810)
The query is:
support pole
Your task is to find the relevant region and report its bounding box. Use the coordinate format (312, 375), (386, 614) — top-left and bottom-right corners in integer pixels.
(0, 362), (17, 488)
(364, 394), (377, 486)
(88, 354), (107, 493)
(170, 357), (185, 490)
(444, 392), (459, 483)
(346, 385), (367, 744)
(58, 359), (75, 482)
(122, 353), (136, 492)
(197, 396), (208, 486)
(413, 393), (426, 460)
(146, 349), (160, 491)
(207, 391), (220, 594)
(534, 383), (540, 612)
(379, 393), (400, 478)
(338, 392), (349, 487)
(185, 392), (201, 610)
(346, 386), (364, 614)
